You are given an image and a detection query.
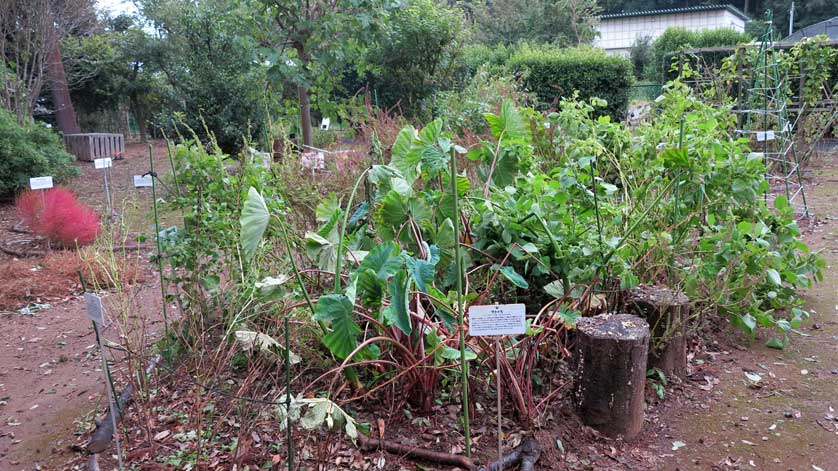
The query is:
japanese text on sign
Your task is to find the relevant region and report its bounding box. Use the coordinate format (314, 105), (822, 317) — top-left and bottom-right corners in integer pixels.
(469, 304), (526, 337)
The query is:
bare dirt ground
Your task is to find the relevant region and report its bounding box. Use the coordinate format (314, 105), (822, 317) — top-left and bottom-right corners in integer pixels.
(0, 141), (169, 470)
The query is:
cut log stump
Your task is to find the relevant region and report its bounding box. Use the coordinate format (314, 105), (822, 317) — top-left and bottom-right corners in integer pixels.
(574, 313), (649, 440)
(626, 285), (689, 380)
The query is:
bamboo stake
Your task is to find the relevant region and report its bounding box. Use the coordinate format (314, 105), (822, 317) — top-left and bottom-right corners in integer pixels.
(450, 149), (471, 456)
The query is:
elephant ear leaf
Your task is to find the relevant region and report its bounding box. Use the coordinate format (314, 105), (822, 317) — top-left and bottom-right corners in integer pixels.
(383, 271), (411, 335)
(240, 187), (270, 262)
(313, 294), (360, 359)
(485, 100), (528, 140)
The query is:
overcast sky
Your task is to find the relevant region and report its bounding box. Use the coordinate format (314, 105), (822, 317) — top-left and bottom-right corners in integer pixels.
(96, 0), (138, 16)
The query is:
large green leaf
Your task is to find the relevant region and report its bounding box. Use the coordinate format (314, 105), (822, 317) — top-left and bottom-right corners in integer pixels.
(377, 190), (409, 236)
(313, 294), (360, 359)
(359, 241), (403, 280)
(240, 187), (270, 262)
(491, 150), (521, 188)
(495, 265), (529, 289)
(421, 145), (448, 176)
(383, 271), (411, 334)
(390, 127), (421, 184)
(305, 232), (339, 272)
(407, 256), (436, 293)
(485, 100), (528, 140)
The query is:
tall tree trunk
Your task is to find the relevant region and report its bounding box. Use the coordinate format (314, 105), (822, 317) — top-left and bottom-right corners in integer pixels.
(47, 41), (79, 134)
(130, 94), (149, 143)
(298, 84), (313, 148)
(293, 43), (314, 148)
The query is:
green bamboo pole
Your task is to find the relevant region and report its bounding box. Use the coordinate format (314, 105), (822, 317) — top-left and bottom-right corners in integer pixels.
(149, 145), (170, 335)
(284, 314), (294, 470)
(450, 149), (471, 457)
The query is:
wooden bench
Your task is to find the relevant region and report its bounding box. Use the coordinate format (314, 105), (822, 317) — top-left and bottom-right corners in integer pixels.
(63, 133), (125, 162)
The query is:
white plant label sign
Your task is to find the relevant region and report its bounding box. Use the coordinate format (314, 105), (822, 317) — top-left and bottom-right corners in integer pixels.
(84, 292), (105, 325)
(756, 131), (776, 142)
(133, 175), (153, 187)
(94, 157), (113, 169)
(469, 304), (526, 337)
(29, 176), (53, 190)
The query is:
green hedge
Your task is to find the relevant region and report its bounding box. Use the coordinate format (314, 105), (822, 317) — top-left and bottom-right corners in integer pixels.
(0, 108), (78, 197)
(507, 46), (634, 119)
(647, 27), (751, 80)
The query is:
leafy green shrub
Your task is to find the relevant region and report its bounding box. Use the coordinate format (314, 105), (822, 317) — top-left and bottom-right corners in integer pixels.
(0, 109), (79, 197)
(359, 0), (465, 115)
(507, 45), (634, 119)
(427, 66), (530, 135)
(647, 27), (751, 81)
(457, 43), (513, 80)
(471, 0), (599, 46)
(630, 35), (653, 80)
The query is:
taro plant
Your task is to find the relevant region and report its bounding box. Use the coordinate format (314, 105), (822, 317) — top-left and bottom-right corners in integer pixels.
(242, 118), (478, 414)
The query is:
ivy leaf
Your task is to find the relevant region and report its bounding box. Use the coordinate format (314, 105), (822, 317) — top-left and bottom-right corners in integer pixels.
(313, 294), (360, 359)
(240, 187), (270, 262)
(383, 271), (411, 335)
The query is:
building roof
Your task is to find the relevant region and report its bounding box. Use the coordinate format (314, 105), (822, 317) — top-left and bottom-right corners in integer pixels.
(785, 16), (838, 42)
(600, 4), (750, 22)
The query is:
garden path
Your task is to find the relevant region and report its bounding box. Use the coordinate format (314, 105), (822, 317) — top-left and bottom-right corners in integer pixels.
(0, 141), (169, 470)
(657, 151), (838, 470)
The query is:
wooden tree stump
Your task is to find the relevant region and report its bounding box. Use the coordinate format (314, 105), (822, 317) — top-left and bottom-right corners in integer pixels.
(626, 285), (690, 380)
(574, 313), (649, 440)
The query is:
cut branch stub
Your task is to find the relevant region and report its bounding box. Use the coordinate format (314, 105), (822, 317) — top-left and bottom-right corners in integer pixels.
(626, 285), (690, 379)
(574, 313), (649, 441)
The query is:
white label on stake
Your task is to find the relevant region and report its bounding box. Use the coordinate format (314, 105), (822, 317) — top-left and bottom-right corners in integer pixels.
(765, 130), (776, 141)
(756, 131), (766, 141)
(29, 176), (53, 190)
(84, 293), (105, 325)
(469, 304), (526, 337)
(133, 175), (153, 187)
(94, 157), (113, 169)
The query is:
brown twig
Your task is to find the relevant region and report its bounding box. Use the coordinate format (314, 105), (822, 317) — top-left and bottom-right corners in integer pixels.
(357, 435), (475, 470)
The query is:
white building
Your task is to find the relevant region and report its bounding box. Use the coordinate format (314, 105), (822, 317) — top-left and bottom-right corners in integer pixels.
(595, 4), (750, 56)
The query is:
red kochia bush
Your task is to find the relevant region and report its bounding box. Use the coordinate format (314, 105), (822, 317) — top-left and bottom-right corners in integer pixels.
(15, 186), (100, 247)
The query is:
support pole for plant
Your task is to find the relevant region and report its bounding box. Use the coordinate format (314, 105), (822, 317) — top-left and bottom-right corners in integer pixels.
(284, 314), (294, 470)
(450, 149), (471, 456)
(148, 144), (169, 335)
